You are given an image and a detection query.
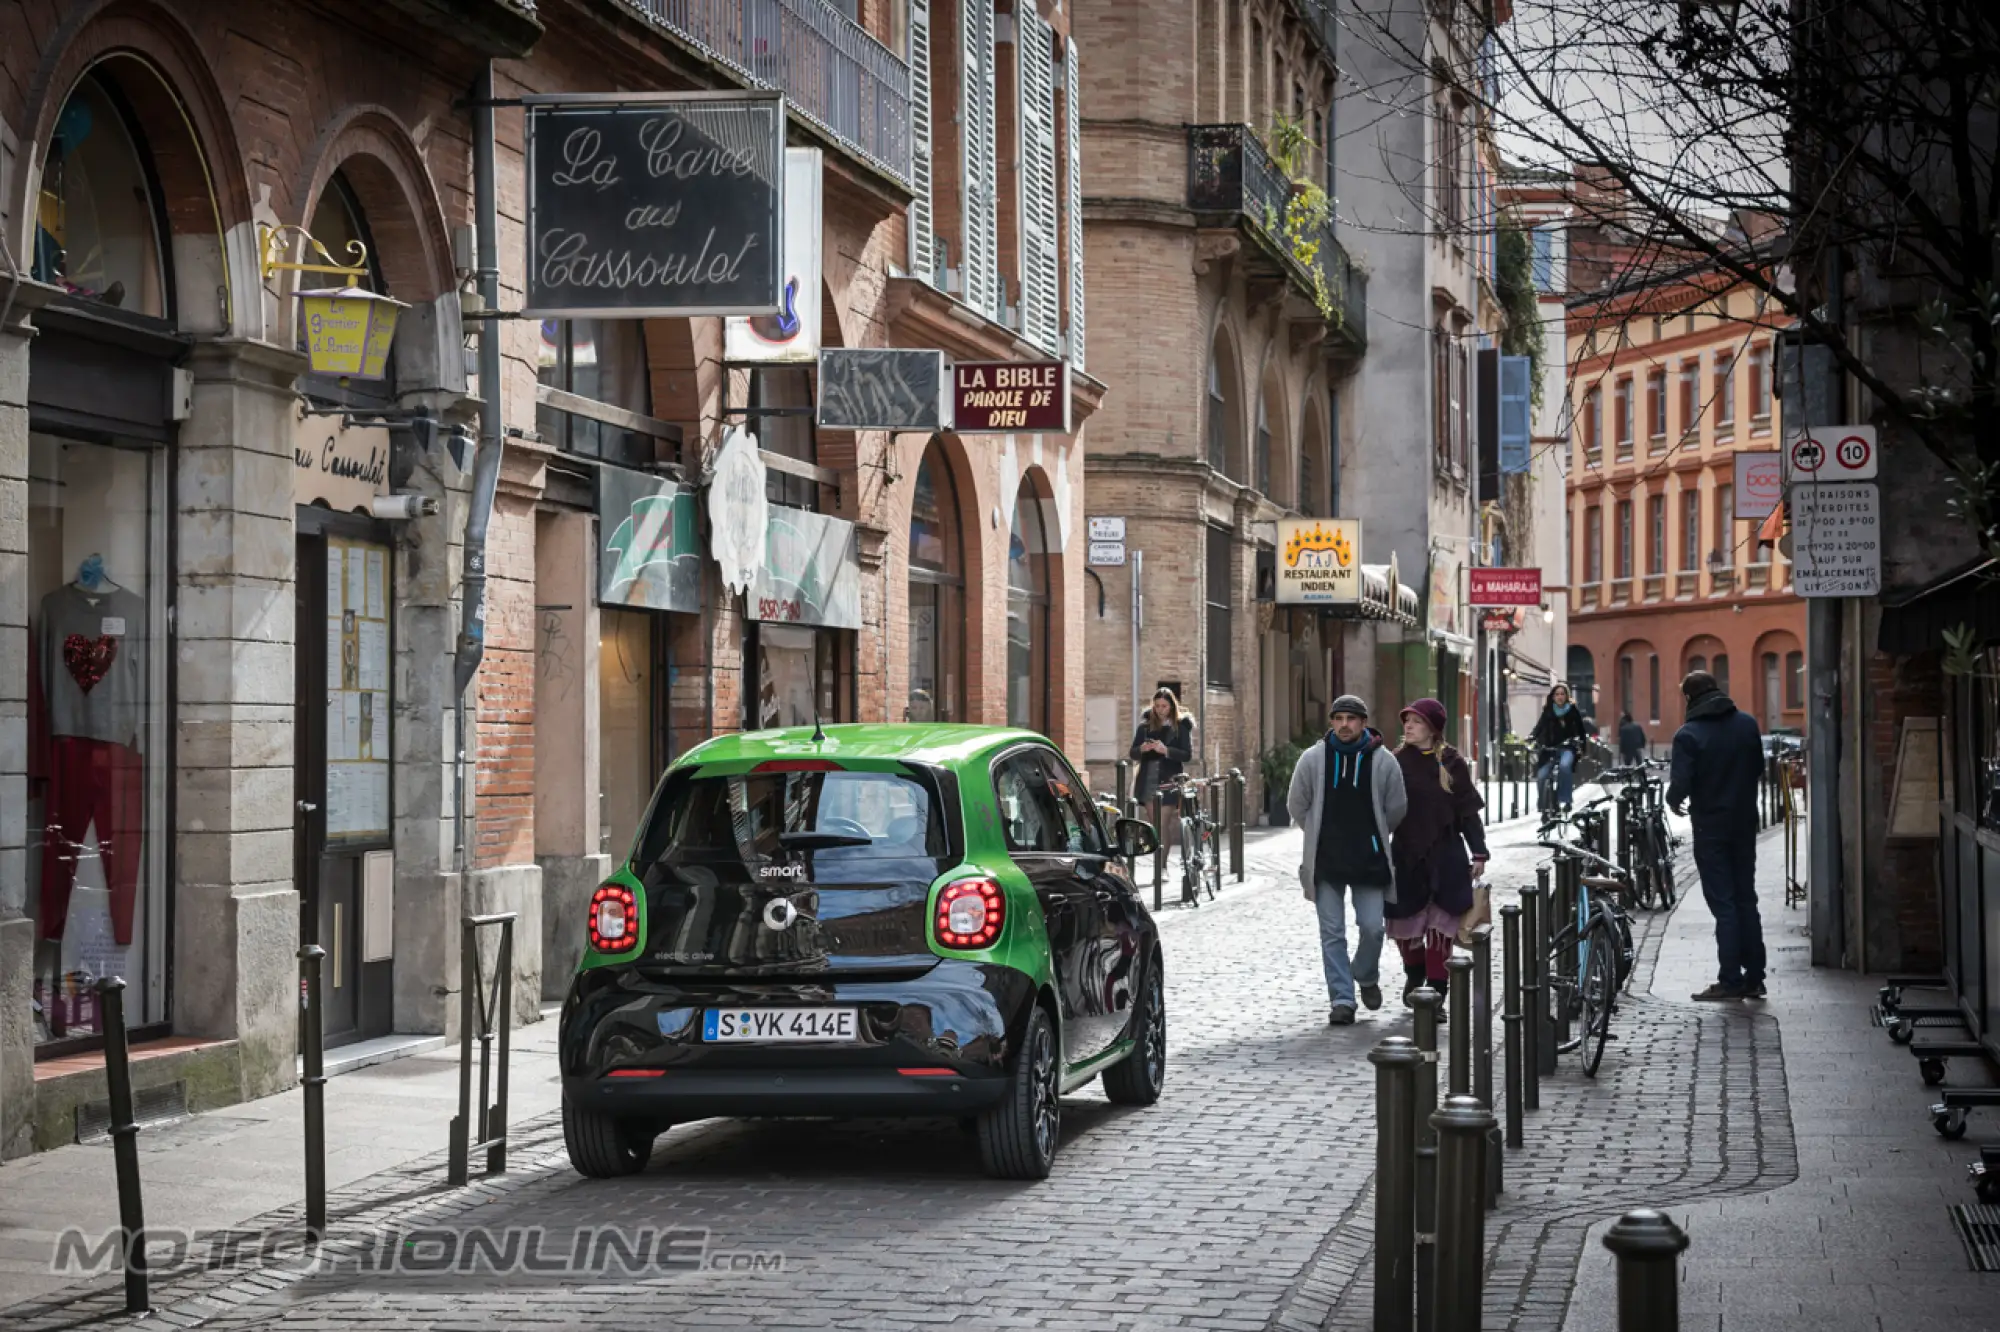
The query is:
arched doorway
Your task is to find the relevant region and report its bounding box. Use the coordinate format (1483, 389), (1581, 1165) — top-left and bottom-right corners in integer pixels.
(1207, 328), (1239, 477)
(1566, 645), (1598, 723)
(908, 441), (967, 723)
(31, 73), (170, 317)
(1008, 483), (1052, 731)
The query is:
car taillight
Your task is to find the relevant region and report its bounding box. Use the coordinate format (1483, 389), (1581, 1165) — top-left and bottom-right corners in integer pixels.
(588, 883), (639, 953)
(933, 878), (1004, 949)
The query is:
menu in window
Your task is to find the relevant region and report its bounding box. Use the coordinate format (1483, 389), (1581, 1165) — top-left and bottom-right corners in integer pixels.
(326, 536), (391, 842)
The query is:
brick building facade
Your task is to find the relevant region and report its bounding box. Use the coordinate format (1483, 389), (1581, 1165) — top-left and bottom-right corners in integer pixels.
(1076, 0), (1370, 816)
(0, 0), (1096, 1155)
(1564, 255), (1807, 750)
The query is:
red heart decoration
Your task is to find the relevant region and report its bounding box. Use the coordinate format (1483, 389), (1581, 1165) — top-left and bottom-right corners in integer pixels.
(63, 635), (117, 694)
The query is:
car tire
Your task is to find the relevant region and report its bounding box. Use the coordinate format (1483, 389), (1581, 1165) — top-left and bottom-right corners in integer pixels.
(1102, 958), (1165, 1107)
(562, 1094), (660, 1178)
(976, 1005), (1060, 1180)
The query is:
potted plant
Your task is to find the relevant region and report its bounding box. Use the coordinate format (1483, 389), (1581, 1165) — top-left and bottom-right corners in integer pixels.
(1257, 729), (1325, 825)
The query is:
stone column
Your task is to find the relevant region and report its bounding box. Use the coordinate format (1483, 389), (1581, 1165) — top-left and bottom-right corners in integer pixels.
(173, 339), (309, 1101)
(533, 507), (607, 997)
(0, 289), (46, 1160)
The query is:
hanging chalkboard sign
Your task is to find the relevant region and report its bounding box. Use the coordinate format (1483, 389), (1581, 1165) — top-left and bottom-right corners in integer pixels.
(524, 91), (785, 318)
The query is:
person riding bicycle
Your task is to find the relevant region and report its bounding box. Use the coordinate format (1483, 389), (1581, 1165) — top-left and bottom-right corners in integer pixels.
(1530, 684), (1590, 811)
(1287, 695), (1407, 1027)
(1130, 688), (1195, 851)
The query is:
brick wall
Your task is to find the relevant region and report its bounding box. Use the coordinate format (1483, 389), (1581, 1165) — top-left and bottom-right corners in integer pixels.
(1860, 643), (1945, 971)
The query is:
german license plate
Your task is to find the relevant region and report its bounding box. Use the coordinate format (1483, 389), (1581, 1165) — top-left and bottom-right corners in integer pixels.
(702, 1007), (859, 1043)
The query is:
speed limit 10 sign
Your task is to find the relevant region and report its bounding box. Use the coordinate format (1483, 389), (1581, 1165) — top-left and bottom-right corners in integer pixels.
(1783, 425), (1877, 482)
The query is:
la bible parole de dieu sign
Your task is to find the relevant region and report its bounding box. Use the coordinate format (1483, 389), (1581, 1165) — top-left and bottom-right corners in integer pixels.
(951, 360), (1071, 433)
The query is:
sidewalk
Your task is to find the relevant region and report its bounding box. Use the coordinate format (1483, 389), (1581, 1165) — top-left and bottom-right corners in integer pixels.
(1560, 820), (2000, 1331)
(0, 1010), (565, 1308)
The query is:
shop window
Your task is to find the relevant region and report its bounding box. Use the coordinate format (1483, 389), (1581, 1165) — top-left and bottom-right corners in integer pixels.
(1008, 490), (1051, 730)
(1785, 650), (1804, 710)
(754, 623), (842, 730)
(32, 74), (168, 318)
(752, 367), (818, 510)
(1206, 525), (1233, 689)
(908, 443), (965, 723)
(26, 433), (169, 1048)
(535, 319), (653, 469)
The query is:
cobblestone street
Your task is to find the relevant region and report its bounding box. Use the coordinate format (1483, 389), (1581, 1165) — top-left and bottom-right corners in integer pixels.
(2, 809), (1991, 1331)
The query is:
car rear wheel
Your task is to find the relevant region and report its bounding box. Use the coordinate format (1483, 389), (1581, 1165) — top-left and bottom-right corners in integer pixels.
(1103, 959), (1165, 1106)
(976, 1006), (1060, 1180)
(563, 1094), (661, 1178)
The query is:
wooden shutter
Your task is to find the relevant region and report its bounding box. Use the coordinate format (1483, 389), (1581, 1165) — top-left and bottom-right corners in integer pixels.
(1017, 6), (1060, 354)
(1064, 33), (1085, 370)
(908, 0), (935, 284)
(960, 0), (998, 318)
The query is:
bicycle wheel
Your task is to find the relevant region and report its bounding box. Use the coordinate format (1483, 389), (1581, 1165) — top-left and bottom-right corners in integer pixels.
(1579, 926), (1616, 1077)
(1179, 817), (1201, 906)
(1203, 825), (1218, 900)
(1650, 816), (1678, 907)
(1631, 827), (1658, 911)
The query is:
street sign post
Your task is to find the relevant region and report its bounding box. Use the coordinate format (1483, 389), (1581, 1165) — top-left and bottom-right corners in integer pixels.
(1789, 481), (1881, 597)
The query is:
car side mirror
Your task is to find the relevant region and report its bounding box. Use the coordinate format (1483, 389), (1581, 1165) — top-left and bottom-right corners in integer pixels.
(1114, 818), (1158, 858)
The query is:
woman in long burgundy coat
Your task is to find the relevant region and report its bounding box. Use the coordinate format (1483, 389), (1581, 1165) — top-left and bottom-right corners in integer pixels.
(1384, 697), (1489, 1007)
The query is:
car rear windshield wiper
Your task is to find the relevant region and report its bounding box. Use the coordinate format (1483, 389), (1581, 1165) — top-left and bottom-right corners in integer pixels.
(777, 831), (875, 849)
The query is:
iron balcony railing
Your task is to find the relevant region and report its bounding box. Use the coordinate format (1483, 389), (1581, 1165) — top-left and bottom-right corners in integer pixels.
(1187, 123), (1364, 346)
(622, 0), (912, 187)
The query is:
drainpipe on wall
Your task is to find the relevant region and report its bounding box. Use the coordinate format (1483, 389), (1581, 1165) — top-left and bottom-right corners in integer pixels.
(455, 60), (507, 878)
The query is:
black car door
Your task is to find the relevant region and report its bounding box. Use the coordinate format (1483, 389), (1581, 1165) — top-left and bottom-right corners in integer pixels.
(1037, 751), (1143, 1058)
(991, 748), (1102, 1067)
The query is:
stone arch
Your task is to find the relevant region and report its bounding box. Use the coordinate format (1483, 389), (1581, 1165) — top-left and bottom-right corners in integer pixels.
(1008, 463), (1067, 737)
(12, 4), (255, 333)
(1611, 636), (1664, 724)
(294, 107), (454, 303)
(1206, 319), (1246, 480)
(1298, 391), (1329, 516)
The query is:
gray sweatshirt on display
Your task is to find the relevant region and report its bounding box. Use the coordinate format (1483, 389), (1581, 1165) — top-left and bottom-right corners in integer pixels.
(38, 583), (147, 753)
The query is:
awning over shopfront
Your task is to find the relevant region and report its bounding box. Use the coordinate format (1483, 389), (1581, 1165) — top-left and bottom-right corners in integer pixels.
(1324, 562), (1420, 627)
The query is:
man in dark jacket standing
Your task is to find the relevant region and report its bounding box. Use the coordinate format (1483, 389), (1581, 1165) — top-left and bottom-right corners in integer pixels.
(1666, 670), (1768, 1001)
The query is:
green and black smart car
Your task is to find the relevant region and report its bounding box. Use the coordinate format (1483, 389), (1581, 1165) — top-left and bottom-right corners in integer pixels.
(558, 724), (1166, 1181)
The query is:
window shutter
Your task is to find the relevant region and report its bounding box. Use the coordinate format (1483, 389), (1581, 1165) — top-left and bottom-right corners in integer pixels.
(1017, 7), (1060, 355)
(908, 0), (935, 283)
(1064, 33), (1085, 370)
(1499, 354), (1531, 473)
(960, 0), (998, 318)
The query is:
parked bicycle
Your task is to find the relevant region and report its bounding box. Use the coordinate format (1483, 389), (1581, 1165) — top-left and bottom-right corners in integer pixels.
(1536, 801), (1639, 1077)
(1600, 759), (1680, 911)
(1161, 774), (1221, 907)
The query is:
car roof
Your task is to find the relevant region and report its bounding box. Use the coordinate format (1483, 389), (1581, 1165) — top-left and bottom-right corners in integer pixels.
(676, 723), (1056, 770)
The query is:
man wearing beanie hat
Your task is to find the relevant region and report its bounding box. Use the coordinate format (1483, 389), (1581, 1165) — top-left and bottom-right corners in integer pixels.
(1288, 695), (1408, 1025)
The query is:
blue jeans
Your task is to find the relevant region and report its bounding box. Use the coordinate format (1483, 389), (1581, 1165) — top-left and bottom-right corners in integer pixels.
(1692, 834), (1766, 988)
(1315, 880), (1387, 1009)
(1536, 748), (1576, 808)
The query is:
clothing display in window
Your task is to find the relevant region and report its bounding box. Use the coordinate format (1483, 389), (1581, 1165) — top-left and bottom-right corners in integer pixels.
(35, 579), (148, 945)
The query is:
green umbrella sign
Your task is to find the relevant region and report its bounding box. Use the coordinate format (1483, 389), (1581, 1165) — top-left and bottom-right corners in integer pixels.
(598, 465), (700, 612)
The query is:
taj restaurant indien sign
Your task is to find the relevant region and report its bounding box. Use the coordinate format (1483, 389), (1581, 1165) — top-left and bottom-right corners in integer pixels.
(1274, 519), (1361, 604)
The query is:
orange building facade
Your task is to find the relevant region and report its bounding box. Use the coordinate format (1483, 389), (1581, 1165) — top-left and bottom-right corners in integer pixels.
(1564, 276), (1807, 750)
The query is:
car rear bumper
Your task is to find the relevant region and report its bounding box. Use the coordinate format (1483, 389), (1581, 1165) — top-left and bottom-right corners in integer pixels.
(558, 959), (1034, 1120)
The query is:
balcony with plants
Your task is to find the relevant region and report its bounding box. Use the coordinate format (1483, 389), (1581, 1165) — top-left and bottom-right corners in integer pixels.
(619, 0), (912, 188)
(1186, 117), (1365, 354)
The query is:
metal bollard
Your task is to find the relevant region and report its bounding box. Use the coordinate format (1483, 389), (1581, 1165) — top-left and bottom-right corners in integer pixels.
(1152, 793), (1166, 912)
(1603, 1209), (1690, 1332)
(298, 944), (328, 1241)
(1370, 1038), (1424, 1332)
(1432, 1095), (1497, 1332)
(1469, 926), (1501, 1204)
(1116, 759), (1134, 877)
(1499, 906), (1524, 1148)
(1229, 768), (1245, 882)
(1412, 986), (1442, 1332)
(97, 978), (149, 1313)
(1446, 954), (1472, 1096)
(1210, 780), (1224, 899)
(1520, 883), (1543, 1106)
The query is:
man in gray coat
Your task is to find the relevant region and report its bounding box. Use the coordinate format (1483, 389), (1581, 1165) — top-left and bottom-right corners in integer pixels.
(1288, 695), (1409, 1025)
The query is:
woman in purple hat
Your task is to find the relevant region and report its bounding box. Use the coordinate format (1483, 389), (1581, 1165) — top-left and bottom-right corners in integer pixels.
(1384, 697), (1489, 1009)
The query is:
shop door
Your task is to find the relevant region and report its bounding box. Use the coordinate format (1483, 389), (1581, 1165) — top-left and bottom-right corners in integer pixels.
(295, 524), (395, 1046)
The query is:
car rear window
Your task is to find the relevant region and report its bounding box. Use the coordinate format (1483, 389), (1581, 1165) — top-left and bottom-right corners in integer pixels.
(635, 767), (950, 868)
